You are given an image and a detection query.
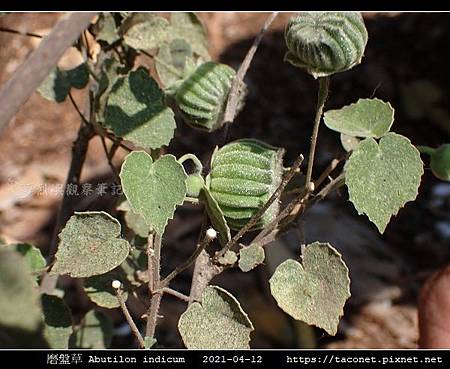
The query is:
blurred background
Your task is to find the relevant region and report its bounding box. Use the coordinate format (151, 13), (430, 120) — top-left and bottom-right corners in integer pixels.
(0, 12), (449, 348)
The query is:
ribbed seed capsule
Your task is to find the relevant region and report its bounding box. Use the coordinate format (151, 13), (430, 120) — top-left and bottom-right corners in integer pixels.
(174, 61), (246, 132)
(285, 12), (368, 78)
(207, 139), (285, 230)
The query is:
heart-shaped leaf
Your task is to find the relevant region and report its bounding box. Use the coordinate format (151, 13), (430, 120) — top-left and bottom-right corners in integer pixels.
(324, 98), (394, 139)
(69, 310), (113, 349)
(345, 132), (424, 233)
(51, 212), (131, 278)
(41, 294), (73, 348)
(120, 151), (187, 235)
(239, 244), (265, 272)
(269, 242), (350, 336)
(178, 285), (254, 349)
(104, 68), (176, 149)
(0, 248), (42, 331)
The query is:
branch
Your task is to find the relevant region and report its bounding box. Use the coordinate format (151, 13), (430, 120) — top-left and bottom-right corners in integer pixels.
(162, 287), (190, 302)
(305, 76), (330, 189)
(115, 285), (145, 349)
(160, 228), (216, 287)
(0, 12), (97, 133)
(146, 233), (162, 340)
(223, 12), (278, 124)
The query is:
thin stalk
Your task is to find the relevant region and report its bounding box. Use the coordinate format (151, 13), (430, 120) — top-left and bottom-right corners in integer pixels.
(160, 232), (215, 287)
(305, 76), (330, 189)
(162, 287), (190, 302)
(115, 287), (145, 349)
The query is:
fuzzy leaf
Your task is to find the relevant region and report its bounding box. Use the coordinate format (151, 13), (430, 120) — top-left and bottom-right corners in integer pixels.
(217, 250), (238, 266)
(324, 98), (394, 139)
(84, 270), (129, 309)
(178, 286), (254, 349)
(345, 132), (424, 233)
(69, 310), (112, 349)
(269, 242), (350, 336)
(0, 248), (42, 331)
(104, 68), (176, 149)
(239, 244), (265, 272)
(155, 38), (198, 88)
(41, 294), (73, 349)
(38, 63), (89, 102)
(120, 152), (187, 234)
(170, 13), (210, 59)
(340, 133), (361, 152)
(122, 13), (170, 50)
(94, 13), (119, 44)
(117, 199), (152, 237)
(51, 212), (130, 278)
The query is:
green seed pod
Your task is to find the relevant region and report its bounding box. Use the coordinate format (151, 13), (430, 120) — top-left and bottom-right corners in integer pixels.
(430, 144), (450, 182)
(206, 139), (285, 230)
(285, 12), (368, 78)
(174, 61), (246, 132)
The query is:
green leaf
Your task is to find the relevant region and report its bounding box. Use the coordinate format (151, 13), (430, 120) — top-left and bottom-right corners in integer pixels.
(200, 187), (231, 246)
(155, 39), (198, 88)
(178, 286), (254, 349)
(324, 98), (394, 139)
(104, 68), (176, 149)
(0, 248), (42, 331)
(144, 336), (157, 348)
(340, 133), (361, 152)
(10, 243), (46, 273)
(84, 270), (129, 309)
(269, 242), (350, 336)
(118, 199), (152, 237)
(69, 310), (113, 349)
(345, 132), (424, 233)
(51, 211), (131, 278)
(120, 152), (187, 234)
(430, 144), (450, 182)
(121, 246), (148, 287)
(239, 244), (265, 272)
(169, 13), (210, 60)
(217, 250), (238, 266)
(41, 294), (73, 349)
(122, 13), (170, 50)
(94, 13), (120, 44)
(38, 63), (89, 102)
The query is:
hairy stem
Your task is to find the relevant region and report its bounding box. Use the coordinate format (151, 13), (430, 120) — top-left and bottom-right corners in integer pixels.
(115, 287), (145, 349)
(146, 233), (162, 339)
(162, 287), (190, 302)
(305, 76), (330, 189)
